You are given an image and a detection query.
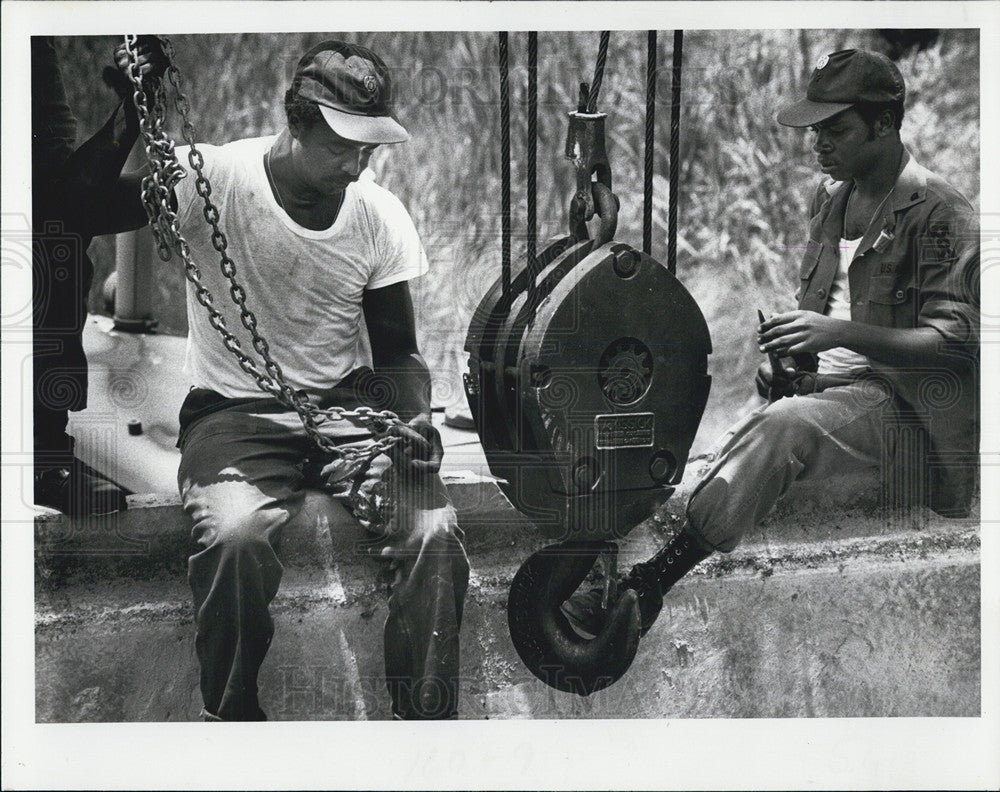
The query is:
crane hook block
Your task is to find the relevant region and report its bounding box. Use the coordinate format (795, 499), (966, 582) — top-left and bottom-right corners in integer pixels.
(507, 540), (642, 696)
(463, 200), (711, 698)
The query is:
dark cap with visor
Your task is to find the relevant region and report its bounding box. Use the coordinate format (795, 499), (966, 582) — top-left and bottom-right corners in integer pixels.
(776, 49), (905, 128)
(291, 39), (409, 144)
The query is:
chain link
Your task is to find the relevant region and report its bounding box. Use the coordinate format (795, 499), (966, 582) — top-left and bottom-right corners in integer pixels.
(122, 35), (401, 468)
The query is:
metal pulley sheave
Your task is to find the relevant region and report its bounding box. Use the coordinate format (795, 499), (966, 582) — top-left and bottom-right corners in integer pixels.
(465, 32), (711, 695)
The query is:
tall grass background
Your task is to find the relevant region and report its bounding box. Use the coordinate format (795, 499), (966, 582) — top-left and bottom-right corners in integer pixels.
(55, 29), (979, 449)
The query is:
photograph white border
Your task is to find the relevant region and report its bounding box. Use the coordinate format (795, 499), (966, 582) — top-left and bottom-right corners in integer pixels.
(3, 2), (998, 789)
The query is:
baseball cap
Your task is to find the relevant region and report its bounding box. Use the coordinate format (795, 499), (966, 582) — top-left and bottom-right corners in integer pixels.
(776, 49), (906, 128)
(292, 40), (409, 144)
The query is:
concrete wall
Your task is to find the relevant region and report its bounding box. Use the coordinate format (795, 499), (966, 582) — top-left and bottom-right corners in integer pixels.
(35, 468), (980, 721)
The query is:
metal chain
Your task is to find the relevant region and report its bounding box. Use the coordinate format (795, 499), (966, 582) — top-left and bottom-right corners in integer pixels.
(122, 35), (401, 466)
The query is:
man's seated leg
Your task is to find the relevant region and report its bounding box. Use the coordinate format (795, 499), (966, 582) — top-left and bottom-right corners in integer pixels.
(340, 456), (470, 719)
(565, 381), (896, 634)
(178, 407), (310, 721)
(686, 379), (895, 551)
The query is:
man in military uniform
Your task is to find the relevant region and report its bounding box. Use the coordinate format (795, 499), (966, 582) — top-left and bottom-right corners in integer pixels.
(565, 48), (979, 635)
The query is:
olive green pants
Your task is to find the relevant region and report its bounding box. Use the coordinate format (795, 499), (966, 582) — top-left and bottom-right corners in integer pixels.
(686, 381), (898, 552)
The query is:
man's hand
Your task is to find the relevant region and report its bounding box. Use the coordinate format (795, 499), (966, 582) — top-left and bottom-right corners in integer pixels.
(756, 359), (802, 402)
(758, 310), (844, 357)
(388, 415), (443, 478)
(103, 36), (169, 101)
(755, 360), (784, 401)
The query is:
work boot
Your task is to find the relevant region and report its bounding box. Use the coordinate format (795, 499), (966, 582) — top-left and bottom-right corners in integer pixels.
(34, 458), (127, 517)
(560, 564), (662, 637)
(561, 526), (711, 637)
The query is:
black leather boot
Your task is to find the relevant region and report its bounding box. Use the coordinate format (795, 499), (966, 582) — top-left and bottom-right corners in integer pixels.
(561, 526), (711, 637)
(622, 528), (711, 634)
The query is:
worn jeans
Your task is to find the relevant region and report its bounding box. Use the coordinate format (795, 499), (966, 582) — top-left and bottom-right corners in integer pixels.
(686, 380), (899, 552)
(177, 398), (470, 720)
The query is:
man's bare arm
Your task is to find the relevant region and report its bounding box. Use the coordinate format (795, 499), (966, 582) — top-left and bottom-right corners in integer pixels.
(363, 280), (442, 475)
(362, 280), (432, 421)
(758, 311), (953, 369)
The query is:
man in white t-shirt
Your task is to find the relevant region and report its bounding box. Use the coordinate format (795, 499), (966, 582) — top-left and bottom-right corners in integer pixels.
(109, 40), (470, 720)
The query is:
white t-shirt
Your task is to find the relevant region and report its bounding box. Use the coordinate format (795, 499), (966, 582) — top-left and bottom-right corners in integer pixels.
(817, 236), (869, 376)
(172, 136), (428, 398)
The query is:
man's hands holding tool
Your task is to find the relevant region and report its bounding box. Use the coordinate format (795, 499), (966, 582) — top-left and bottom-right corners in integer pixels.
(758, 310), (844, 357)
(756, 309), (825, 401)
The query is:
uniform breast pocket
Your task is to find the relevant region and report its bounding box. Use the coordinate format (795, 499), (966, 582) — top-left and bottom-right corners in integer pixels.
(868, 273), (909, 305)
(867, 272), (917, 327)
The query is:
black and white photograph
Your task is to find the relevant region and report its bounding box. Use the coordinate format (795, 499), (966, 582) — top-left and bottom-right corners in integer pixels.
(3, 1), (998, 789)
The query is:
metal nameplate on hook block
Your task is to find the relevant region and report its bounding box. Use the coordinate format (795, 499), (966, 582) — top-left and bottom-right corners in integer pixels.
(594, 412), (655, 450)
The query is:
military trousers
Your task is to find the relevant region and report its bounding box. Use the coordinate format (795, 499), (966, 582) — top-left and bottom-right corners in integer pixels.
(686, 379), (899, 552)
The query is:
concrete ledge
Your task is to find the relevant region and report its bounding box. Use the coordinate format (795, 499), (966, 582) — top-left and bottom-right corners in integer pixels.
(35, 462), (979, 582)
(34, 471), (539, 583)
(35, 528), (980, 721)
(34, 463), (981, 722)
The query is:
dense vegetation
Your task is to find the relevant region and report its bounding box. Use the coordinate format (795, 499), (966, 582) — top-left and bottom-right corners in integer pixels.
(55, 29), (979, 447)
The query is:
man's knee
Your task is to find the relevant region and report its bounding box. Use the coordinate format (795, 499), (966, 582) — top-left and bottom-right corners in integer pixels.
(393, 503), (470, 584)
(422, 514), (469, 570)
(189, 500), (287, 556)
(746, 397), (824, 455)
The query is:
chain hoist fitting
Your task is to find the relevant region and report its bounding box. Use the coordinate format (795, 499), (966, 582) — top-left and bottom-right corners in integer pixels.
(565, 110), (615, 242)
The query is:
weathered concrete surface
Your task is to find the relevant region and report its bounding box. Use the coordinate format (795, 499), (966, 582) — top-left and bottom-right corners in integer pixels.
(35, 470), (981, 721)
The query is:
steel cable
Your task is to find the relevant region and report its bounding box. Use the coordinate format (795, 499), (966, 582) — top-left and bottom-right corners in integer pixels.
(668, 30), (683, 276)
(527, 32), (538, 282)
(586, 31), (611, 113)
(643, 31), (657, 257)
(499, 32), (512, 300)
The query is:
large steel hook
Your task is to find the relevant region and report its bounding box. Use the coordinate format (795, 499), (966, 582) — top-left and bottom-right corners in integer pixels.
(507, 540), (641, 695)
(569, 180), (619, 249)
